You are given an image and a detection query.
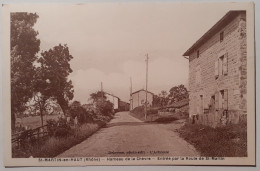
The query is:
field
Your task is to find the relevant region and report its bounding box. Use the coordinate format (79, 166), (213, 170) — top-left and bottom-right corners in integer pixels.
(15, 115), (60, 129)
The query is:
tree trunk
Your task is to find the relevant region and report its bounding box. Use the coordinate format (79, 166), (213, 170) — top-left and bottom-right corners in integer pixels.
(40, 109), (44, 127)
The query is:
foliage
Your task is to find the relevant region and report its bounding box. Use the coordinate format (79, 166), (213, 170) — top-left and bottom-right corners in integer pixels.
(11, 12), (40, 130)
(95, 99), (114, 117)
(46, 118), (71, 137)
(89, 91), (107, 102)
(68, 101), (94, 124)
(38, 44), (74, 115)
(152, 90), (169, 107)
(177, 123), (247, 157)
(168, 84), (189, 104)
(13, 123), (101, 158)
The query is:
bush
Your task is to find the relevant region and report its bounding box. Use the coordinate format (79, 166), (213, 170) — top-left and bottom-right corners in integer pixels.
(32, 123), (100, 158)
(46, 117), (71, 137)
(95, 100), (114, 116)
(177, 123), (247, 157)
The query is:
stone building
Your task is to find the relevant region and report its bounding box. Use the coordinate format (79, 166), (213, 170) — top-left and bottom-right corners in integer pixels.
(130, 89), (153, 110)
(183, 11), (247, 125)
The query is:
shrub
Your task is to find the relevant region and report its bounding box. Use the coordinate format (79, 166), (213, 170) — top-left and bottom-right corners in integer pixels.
(177, 123), (247, 157)
(46, 117), (71, 137)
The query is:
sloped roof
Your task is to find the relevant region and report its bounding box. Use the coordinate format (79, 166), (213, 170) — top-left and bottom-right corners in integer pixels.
(183, 10), (245, 56)
(131, 89), (154, 95)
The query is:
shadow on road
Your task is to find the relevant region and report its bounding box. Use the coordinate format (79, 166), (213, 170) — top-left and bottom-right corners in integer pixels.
(105, 122), (156, 128)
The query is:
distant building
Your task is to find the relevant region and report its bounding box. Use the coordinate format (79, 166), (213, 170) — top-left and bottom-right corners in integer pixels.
(105, 92), (119, 111)
(130, 89), (154, 110)
(119, 101), (130, 111)
(183, 11), (247, 124)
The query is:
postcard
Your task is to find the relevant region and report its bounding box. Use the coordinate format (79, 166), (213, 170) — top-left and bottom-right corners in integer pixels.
(2, 1), (255, 166)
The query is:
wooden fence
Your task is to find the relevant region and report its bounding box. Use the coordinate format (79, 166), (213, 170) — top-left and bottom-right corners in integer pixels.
(12, 125), (49, 148)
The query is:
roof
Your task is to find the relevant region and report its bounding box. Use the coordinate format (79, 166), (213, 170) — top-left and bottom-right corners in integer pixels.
(131, 89), (154, 95)
(104, 92), (120, 100)
(183, 10), (245, 56)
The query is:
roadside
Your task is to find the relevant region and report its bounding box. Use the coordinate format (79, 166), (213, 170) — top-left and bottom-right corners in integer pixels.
(58, 112), (199, 157)
(176, 122), (247, 157)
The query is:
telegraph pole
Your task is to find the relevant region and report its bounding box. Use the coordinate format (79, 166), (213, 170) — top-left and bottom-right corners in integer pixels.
(101, 82), (104, 101)
(130, 77), (133, 110)
(145, 54), (149, 120)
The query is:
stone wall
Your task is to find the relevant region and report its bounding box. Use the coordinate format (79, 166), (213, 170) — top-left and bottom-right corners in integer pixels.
(191, 110), (247, 128)
(188, 12), (247, 118)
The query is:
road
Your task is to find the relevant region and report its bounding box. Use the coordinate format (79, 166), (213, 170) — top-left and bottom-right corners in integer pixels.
(57, 112), (199, 157)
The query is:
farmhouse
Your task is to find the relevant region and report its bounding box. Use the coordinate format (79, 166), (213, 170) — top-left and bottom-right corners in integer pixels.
(130, 89), (153, 110)
(105, 92), (120, 111)
(183, 11), (247, 126)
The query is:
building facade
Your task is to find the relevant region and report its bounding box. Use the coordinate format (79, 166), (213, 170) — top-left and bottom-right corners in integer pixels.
(183, 11), (247, 125)
(105, 92), (119, 110)
(119, 101), (130, 111)
(130, 89), (153, 110)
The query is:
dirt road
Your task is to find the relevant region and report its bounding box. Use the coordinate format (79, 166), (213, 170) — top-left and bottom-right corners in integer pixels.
(58, 112), (199, 157)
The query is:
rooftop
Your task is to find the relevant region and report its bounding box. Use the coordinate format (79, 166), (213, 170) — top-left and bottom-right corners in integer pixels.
(131, 89), (154, 95)
(183, 10), (245, 56)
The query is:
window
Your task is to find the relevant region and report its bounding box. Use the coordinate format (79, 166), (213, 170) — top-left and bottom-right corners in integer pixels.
(220, 31), (224, 42)
(200, 95), (204, 114)
(219, 90), (225, 109)
(197, 50), (200, 58)
(219, 55), (224, 75)
(209, 95), (215, 112)
(215, 53), (228, 79)
(219, 89), (228, 110)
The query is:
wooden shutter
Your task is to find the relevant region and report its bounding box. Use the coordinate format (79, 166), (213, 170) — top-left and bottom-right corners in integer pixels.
(215, 60), (219, 78)
(223, 89), (228, 110)
(223, 53), (228, 75)
(215, 91), (219, 110)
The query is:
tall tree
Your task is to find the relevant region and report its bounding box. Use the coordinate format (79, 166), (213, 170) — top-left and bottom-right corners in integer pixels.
(38, 44), (74, 115)
(168, 84), (189, 104)
(11, 12), (40, 130)
(158, 90), (169, 107)
(89, 91), (107, 102)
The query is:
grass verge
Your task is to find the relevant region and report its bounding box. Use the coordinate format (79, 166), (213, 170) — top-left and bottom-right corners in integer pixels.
(176, 123), (247, 157)
(13, 122), (106, 158)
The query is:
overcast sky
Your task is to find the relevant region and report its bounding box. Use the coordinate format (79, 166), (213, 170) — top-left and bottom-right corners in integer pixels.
(24, 3), (242, 103)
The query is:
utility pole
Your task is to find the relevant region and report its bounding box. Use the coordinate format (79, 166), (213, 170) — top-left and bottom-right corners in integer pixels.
(145, 54), (149, 120)
(101, 82), (104, 101)
(130, 77), (133, 110)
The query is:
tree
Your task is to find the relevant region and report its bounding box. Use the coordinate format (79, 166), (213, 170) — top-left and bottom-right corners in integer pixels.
(168, 84), (189, 104)
(159, 90), (169, 107)
(11, 12), (40, 130)
(89, 91), (107, 102)
(152, 95), (161, 107)
(38, 44), (74, 115)
(89, 91), (114, 117)
(69, 101), (93, 124)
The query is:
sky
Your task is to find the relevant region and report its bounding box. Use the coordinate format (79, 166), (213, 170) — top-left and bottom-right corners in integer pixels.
(26, 2), (240, 103)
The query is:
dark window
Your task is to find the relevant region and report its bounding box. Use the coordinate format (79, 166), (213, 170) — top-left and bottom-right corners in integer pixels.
(197, 50), (199, 58)
(220, 31), (224, 42)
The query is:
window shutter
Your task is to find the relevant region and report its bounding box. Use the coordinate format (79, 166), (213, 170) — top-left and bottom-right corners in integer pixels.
(215, 91), (219, 110)
(224, 89), (228, 110)
(223, 53), (228, 75)
(215, 60), (219, 78)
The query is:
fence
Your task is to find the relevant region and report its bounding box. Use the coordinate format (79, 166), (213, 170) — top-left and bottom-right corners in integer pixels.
(12, 125), (49, 148)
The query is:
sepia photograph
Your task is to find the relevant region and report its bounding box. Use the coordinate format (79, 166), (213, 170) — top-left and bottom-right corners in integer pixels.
(1, 1), (255, 166)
